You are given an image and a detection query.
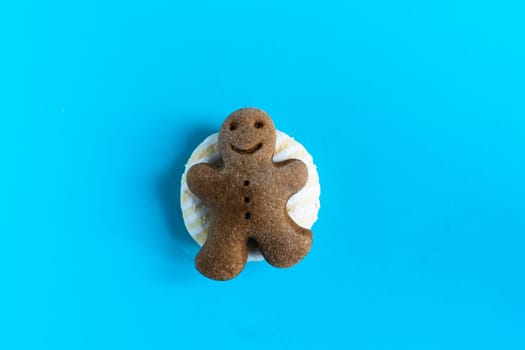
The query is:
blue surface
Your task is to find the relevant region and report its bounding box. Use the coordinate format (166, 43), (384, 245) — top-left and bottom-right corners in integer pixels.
(1, 1), (525, 349)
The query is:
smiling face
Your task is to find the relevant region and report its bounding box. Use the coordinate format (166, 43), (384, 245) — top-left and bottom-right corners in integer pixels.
(218, 108), (276, 164)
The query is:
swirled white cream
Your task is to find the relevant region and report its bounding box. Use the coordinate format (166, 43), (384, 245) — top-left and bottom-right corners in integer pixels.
(180, 130), (320, 262)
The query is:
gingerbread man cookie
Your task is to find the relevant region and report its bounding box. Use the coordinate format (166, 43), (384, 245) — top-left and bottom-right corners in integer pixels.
(186, 108), (313, 280)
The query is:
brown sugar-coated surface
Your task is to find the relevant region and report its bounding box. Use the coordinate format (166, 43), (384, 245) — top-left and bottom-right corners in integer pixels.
(186, 108), (313, 280)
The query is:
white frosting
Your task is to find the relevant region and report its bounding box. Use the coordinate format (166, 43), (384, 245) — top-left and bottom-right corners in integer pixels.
(180, 130), (320, 262)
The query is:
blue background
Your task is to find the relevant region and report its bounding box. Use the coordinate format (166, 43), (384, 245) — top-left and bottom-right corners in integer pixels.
(1, 1), (524, 349)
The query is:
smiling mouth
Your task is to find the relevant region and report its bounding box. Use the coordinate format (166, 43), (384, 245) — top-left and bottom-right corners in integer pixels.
(230, 143), (263, 154)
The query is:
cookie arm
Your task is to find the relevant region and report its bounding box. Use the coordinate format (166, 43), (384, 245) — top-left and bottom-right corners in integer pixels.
(275, 159), (308, 195)
(186, 163), (222, 202)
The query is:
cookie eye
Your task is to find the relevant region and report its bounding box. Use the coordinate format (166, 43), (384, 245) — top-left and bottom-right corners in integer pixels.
(254, 121), (264, 129)
(230, 122), (237, 131)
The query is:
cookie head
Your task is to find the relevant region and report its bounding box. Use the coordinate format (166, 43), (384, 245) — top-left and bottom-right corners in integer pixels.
(218, 108), (276, 163)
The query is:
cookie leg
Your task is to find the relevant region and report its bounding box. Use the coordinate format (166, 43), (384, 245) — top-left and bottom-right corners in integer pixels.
(195, 232), (248, 281)
(255, 226), (312, 268)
